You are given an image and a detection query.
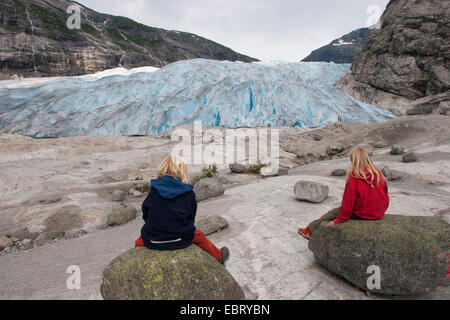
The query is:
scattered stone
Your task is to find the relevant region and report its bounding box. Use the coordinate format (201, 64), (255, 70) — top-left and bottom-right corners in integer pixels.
(101, 246), (245, 300)
(391, 145), (405, 155)
(294, 181), (329, 203)
(309, 214), (450, 295)
(331, 169), (347, 177)
(133, 191), (143, 197)
(20, 239), (33, 250)
(229, 164), (246, 174)
(107, 207), (137, 227)
(112, 190), (126, 202)
(403, 152), (418, 163)
(326, 146), (344, 156)
(128, 188), (137, 195)
(194, 178), (225, 202)
(34, 231), (65, 247)
(373, 142), (387, 149)
(382, 166), (403, 181)
(196, 216), (229, 236)
(0, 236), (14, 251)
(261, 166), (289, 178)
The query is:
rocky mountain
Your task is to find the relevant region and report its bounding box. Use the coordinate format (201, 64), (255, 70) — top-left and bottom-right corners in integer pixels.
(0, 0), (258, 78)
(336, 0), (449, 115)
(302, 28), (371, 64)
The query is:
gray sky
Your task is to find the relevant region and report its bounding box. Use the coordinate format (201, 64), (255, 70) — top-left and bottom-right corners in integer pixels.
(76, 0), (390, 61)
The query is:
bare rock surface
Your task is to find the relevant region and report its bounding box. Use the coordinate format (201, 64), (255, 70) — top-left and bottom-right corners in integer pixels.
(0, 115), (449, 299)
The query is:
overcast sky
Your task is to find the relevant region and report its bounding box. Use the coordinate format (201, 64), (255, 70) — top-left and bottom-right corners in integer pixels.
(76, 0), (390, 62)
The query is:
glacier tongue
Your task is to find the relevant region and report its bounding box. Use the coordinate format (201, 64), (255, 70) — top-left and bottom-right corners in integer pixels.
(0, 59), (394, 137)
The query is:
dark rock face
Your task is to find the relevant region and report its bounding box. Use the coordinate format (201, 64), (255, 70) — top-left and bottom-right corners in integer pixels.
(336, 0), (449, 111)
(101, 246), (245, 300)
(302, 28), (371, 64)
(309, 214), (450, 295)
(0, 0), (258, 78)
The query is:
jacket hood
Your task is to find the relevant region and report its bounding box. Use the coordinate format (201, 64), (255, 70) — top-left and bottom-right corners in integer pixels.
(150, 175), (193, 199)
(353, 169), (383, 186)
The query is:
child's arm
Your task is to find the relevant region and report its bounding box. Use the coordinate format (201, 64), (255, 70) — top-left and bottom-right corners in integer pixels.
(332, 176), (358, 225)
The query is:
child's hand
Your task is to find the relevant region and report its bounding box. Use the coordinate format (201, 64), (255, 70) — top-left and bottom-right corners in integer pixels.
(326, 221), (336, 227)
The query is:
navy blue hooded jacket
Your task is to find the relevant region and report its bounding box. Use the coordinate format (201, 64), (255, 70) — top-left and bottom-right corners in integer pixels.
(140, 175), (197, 250)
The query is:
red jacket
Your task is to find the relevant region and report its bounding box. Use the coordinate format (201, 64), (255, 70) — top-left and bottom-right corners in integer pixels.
(333, 170), (389, 224)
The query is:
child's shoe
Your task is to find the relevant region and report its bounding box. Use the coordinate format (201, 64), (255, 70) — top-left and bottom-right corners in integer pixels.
(297, 226), (312, 240)
(218, 247), (230, 266)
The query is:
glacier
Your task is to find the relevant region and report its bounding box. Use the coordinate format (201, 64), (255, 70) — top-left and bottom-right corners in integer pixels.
(0, 59), (394, 137)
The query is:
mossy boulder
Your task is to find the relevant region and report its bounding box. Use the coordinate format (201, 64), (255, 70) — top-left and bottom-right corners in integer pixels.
(101, 245), (245, 300)
(309, 214), (450, 295)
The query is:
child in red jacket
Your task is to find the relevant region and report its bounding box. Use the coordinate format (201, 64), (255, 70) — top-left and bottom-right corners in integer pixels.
(298, 147), (389, 239)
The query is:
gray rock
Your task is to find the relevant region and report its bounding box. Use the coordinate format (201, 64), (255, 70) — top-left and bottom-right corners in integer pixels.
(101, 246), (245, 300)
(403, 152), (418, 163)
(391, 145), (405, 155)
(373, 142), (388, 149)
(133, 191), (143, 197)
(194, 178), (225, 202)
(326, 146), (344, 156)
(388, 108), (403, 117)
(196, 216), (229, 236)
(43, 205), (83, 233)
(20, 239), (33, 250)
(34, 232), (65, 247)
(107, 207), (137, 227)
(382, 166), (403, 181)
(309, 214), (450, 295)
(112, 190), (126, 202)
(331, 169), (347, 177)
(0, 236), (13, 251)
(229, 163), (246, 174)
(294, 181), (329, 203)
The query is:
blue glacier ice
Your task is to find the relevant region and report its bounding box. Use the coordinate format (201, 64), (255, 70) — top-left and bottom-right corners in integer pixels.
(0, 59), (394, 137)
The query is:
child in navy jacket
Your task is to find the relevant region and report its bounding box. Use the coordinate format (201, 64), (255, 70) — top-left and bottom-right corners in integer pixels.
(135, 156), (229, 265)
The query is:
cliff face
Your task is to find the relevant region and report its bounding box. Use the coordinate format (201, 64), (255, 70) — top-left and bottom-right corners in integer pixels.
(336, 0), (449, 115)
(302, 28), (371, 64)
(0, 0), (258, 78)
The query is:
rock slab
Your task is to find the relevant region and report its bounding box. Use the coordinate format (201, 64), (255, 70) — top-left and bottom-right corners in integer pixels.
(294, 181), (329, 203)
(101, 246), (245, 300)
(309, 214), (450, 295)
(107, 207), (137, 227)
(196, 216), (229, 236)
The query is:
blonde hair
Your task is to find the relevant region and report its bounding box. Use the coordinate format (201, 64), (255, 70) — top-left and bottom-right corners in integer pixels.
(346, 147), (386, 186)
(157, 156), (190, 184)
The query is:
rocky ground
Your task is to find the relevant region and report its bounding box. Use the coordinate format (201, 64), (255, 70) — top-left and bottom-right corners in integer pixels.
(0, 115), (449, 299)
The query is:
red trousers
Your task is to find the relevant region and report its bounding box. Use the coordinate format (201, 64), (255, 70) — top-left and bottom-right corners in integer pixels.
(135, 230), (221, 261)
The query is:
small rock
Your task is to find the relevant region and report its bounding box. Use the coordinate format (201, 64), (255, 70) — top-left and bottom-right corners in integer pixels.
(391, 145), (405, 155)
(403, 152), (418, 163)
(20, 239), (33, 250)
(331, 169), (347, 177)
(193, 178), (225, 202)
(133, 191), (143, 197)
(128, 188), (137, 195)
(373, 142), (387, 149)
(294, 181), (329, 203)
(112, 190), (126, 202)
(326, 146), (344, 156)
(0, 236), (14, 251)
(34, 231), (65, 247)
(196, 216), (229, 236)
(229, 163), (246, 174)
(107, 207), (137, 227)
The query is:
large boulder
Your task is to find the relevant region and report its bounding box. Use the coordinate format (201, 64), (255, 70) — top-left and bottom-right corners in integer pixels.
(294, 181), (329, 203)
(101, 246), (245, 300)
(309, 215), (450, 295)
(194, 178), (225, 202)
